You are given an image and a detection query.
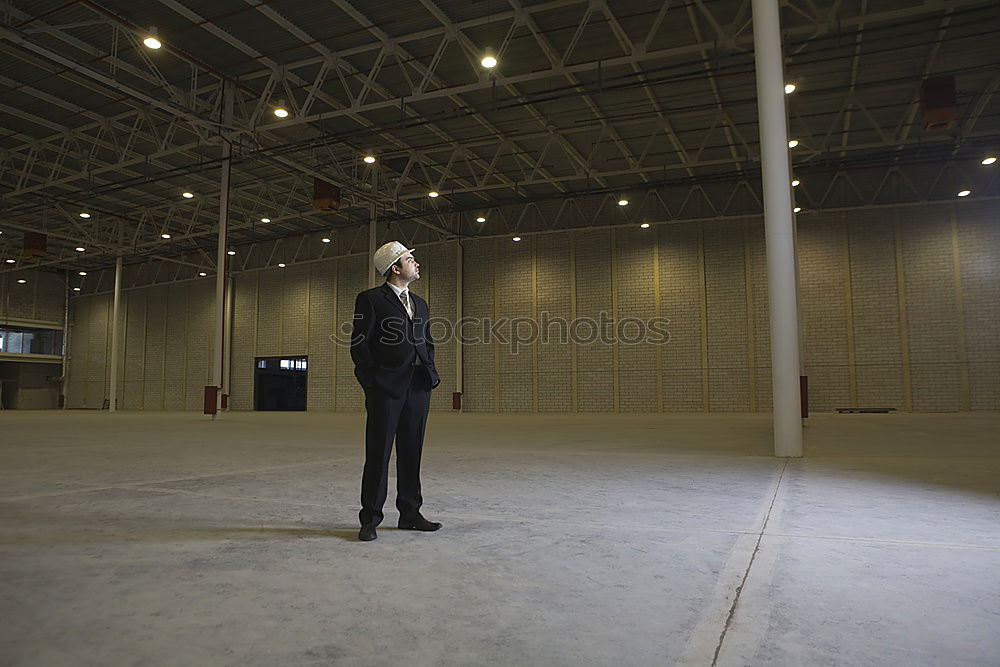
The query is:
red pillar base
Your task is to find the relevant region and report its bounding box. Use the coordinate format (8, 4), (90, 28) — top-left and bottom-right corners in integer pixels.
(800, 376), (809, 419)
(203, 386), (219, 415)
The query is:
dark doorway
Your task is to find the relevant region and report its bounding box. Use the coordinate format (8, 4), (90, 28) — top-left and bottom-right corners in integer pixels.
(254, 357), (307, 411)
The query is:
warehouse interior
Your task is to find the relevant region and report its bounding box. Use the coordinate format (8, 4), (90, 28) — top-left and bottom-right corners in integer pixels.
(1, 0), (998, 665)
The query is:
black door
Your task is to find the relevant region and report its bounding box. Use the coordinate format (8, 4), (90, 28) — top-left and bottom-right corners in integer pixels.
(254, 357), (307, 411)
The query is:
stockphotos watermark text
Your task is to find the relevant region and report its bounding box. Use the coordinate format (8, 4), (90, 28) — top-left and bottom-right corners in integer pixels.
(331, 312), (670, 355)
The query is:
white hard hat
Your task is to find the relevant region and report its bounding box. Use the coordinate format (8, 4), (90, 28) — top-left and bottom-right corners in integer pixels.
(373, 241), (412, 275)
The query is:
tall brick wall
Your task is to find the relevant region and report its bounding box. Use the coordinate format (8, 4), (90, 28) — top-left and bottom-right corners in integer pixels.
(64, 200), (1000, 412)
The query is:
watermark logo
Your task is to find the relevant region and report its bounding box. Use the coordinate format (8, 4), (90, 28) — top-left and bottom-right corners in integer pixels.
(330, 311), (670, 353)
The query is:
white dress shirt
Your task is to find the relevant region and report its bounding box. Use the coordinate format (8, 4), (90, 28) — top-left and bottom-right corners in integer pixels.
(386, 281), (422, 365)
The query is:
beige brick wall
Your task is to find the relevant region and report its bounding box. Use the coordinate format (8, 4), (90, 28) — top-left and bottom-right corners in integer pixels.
(462, 238), (495, 412)
(65, 292), (109, 408)
(616, 226), (658, 412)
(422, 242), (458, 412)
(704, 220), (751, 411)
(307, 263), (336, 412)
(958, 201), (1000, 410)
(660, 222), (707, 411)
(230, 275), (257, 411)
(847, 210), (906, 408)
(536, 232), (573, 412)
(141, 285), (168, 410)
(575, 229), (614, 412)
(798, 215), (851, 411)
(65, 201), (1000, 413)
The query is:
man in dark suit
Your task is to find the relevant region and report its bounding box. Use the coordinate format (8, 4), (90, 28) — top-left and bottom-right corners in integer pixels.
(351, 241), (442, 542)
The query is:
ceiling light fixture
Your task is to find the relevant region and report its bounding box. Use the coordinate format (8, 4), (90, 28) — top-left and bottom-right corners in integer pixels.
(278, 263), (286, 268)
(78, 271), (87, 276)
(957, 189), (971, 197)
(982, 157), (997, 165)
(79, 212), (91, 219)
(788, 139), (799, 148)
(161, 233), (171, 239)
(261, 217), (270, 223)
(199, 272), (207, 277)
(4, 259), (15, 264)
(321, 237), (331, 243)
(227, 249), (236, 256)
(363, 154), (376, 164)
(274, 100), (289, 118)
(512, 236), (521, 242)
(784, 83), (796, 94)
(476, 216), (486, 223)
(182, 192), (194, 199)
(428, 191), (439, 198)
(73, 287), (81, 292)
(793, 207), (802, 213)
(481, 48), (498, 69)
(143, 27), (161, 50)
(791, 179), (800, 187)
(17, 279), (27, 284)
(618, 198), (629, 206)
(75, 247), (86, 252)
(640, 223), (650, 229)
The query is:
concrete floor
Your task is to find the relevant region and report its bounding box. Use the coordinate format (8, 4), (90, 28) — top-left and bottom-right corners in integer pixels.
(1, 411), (998, 667)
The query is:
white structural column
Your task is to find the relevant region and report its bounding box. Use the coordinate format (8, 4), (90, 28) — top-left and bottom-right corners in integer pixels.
(222, 276), (234, 409)
(752, 0), (803, 457)
(369, 166), (379, 288)
(108, 255), (123, 413)
(211, 80), (234, 417)
(455, 240), (463, 410)
(61, 273), (70, 408)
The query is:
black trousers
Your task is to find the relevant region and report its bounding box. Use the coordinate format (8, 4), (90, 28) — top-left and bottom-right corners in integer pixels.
(359, 366), (433, 526)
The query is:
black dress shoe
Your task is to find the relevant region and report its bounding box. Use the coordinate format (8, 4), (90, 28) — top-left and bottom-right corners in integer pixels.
(358, 524), (377, 541)
(398, 515), (442, 531)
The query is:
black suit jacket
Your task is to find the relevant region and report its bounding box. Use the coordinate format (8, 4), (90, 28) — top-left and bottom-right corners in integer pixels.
(351, 283), (441, 398)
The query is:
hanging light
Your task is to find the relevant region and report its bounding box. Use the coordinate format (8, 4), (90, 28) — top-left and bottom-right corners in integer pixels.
(363, 154), (376, 164)
(78, 271), (87, 276)
(428, 191), (439, 198)
(481, 47), (498, 69)
(640, 223), (650, 229)
(182, 192), (194, 199)
(784, 83), (796, 94)
(321, 237), (332, 243)
(793, 207), (802, 213)
(791, 179), (800, 187)
(788, 139), (799, 148)
(143, 27), (161, 50)
(75, 247), (86, 252)
(227, 249), (236, 256)
(17, 279), (27, 284)
(79, 212), (91, 219)
(476, 216), (486, 223)
(277, 263), (286, 268)
(957, 189), (971, 197)
(274, 100), (289, 118)
(161, 233), (171, 239)
(617, 198), (629, 206)
(199, 272), (207, 277)
(512, 236), (521, 242)
(73, 287), (81, 292)
(982, 157), (997, 165)
(261, 217), (270, 223)
(4, 259), (15, 264)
